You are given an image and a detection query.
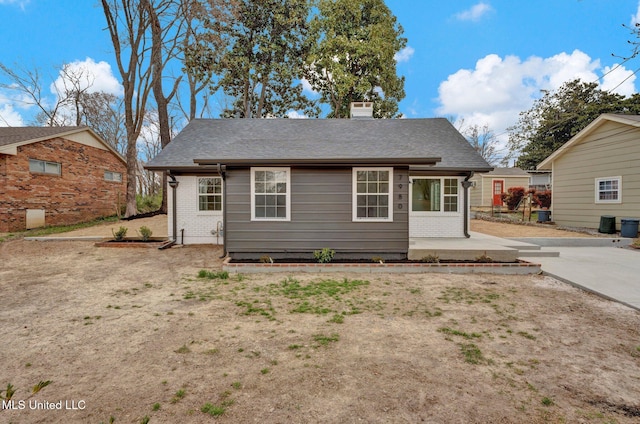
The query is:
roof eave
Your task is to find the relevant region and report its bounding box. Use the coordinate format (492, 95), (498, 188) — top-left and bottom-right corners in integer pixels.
(192, 157), (442, 167)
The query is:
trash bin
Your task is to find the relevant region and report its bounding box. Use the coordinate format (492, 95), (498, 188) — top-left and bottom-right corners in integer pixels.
(537, 209), (551, 222)
(621, 218), (639, 238)
(598, 215), (616, 234)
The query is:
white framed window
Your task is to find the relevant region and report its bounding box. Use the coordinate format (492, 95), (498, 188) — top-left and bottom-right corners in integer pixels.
(410, 177), (459, 213)
(352, 168), (393, 221)
(198, 177), (223, 212)
(251, 167), (290, 220)
(595, 176), (622, 204)
(104, 171), (123, 182)
(29, 159), (61, 176)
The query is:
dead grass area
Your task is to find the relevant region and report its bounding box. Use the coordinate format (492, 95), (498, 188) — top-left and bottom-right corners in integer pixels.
(471, 219), (596, 238)
(1, 240), (639, 423)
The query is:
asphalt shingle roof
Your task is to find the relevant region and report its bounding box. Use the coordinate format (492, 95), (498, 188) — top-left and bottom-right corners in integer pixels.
(0, 126), (89, 147)
(482, 167), (530, 177)
(146, 118), (492, 172)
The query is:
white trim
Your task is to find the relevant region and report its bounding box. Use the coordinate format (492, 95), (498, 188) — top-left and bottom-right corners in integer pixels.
(595, 176), (622, 204)
(251, 167), (291, 221)
(352, 167), (394, 222)
(197, 176), (223, 214)
(409, 176), (461, 216)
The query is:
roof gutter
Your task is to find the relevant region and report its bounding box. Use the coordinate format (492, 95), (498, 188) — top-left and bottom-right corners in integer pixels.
(194, 157), (442, 167)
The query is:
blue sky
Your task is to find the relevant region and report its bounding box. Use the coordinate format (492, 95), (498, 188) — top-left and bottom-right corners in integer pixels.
(1, 0), (640, 158)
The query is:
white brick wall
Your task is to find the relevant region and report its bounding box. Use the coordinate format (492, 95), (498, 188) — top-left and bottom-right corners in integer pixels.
(409, 214), (465, 237)
(167, 176), (223, 244)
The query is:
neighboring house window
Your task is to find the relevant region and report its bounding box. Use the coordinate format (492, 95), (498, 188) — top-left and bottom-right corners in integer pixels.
(251, 168), (290, 220)
(595, 177), (621, 204)
(104, 171), (123, 182)
(198, 177), (223, 211)
(29, 159), (61, 176)
(411, 177), (459, 213)
(353, 168), (393, 221)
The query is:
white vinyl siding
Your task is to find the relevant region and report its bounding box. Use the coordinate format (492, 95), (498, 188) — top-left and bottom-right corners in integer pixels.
(251, 167), (290, 221)
(352, 168), (393, 222)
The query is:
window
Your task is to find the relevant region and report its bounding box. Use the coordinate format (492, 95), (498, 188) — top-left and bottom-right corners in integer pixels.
(251, 168), (290, 220)
(29, 159), (61, 176)
(104, 171), (123, 182)
(411, 177), (459, 213)
(353, 168), (393, 221)
(595, 177), (621, 204)
(198, 177), (223, 211)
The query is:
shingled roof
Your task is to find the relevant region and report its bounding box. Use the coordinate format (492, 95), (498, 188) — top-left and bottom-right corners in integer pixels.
(0, 126), (91, 147)
(146, 118), (492, 173)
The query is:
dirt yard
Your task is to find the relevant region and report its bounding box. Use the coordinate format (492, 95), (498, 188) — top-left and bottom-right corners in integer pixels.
(470, 219), (596, 238)
(1, 239), (639, 424)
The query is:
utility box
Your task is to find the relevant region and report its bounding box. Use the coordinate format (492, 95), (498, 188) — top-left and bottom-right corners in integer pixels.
(26, 209), (45, 229)
(598, 215), (616, 234)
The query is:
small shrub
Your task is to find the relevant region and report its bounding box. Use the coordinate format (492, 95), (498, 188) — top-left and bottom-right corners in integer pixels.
(313, 248), (335, 263)
(371, 256), (384, 264)
(530, 189), (552, 209)
(475, 252), (494, 263)
(259, 255), (274, 263)
(421, 254), (440, 263)
(138, 226), (153, 241)
(501, 187), (527, 211)
(112, 226), (128, 241)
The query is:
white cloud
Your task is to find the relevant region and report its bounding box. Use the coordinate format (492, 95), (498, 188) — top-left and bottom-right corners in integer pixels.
(601, 64), (637, 96)
(51, 57), (123, 98)
(631, 1), (640, 25)
(436, 49), (636, 155)
(287, 110), (308, 119)
(394, 46), (415, 63)
(455, 2), (493, 22)
(300, 78), (318, 96)
(0, 0), (29, 9)
(0, 103), (25, 126)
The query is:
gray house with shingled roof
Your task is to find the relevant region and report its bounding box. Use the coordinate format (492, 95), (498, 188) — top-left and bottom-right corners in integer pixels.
(145, 106), (492, 260)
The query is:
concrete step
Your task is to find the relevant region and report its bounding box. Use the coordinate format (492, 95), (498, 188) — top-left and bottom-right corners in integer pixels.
(517, 250), (560, 258)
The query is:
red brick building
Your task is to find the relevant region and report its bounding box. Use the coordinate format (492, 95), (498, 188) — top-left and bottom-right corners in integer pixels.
(0, 126), (127, 232)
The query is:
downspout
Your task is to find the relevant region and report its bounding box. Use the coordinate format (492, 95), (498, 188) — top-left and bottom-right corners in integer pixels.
(217, 163), (227, 258)
(160, 174), (179, 249)
(461, 172), (474, 238)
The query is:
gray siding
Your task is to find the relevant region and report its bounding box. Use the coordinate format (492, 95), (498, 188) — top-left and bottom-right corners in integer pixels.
(552, 120), (640, 229)
(226, 168), (409, 259)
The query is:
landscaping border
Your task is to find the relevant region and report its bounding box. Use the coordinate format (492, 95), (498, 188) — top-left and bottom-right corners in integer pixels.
(223, 258), (541, 275)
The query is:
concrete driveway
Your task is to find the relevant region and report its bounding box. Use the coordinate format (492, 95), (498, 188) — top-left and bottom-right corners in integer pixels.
(519, 245), (640, 311)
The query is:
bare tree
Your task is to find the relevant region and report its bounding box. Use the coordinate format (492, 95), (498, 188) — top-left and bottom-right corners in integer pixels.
(464, 123), (501, 166)
(101, 0), (154, 217)
(0, 62), (88, 126)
